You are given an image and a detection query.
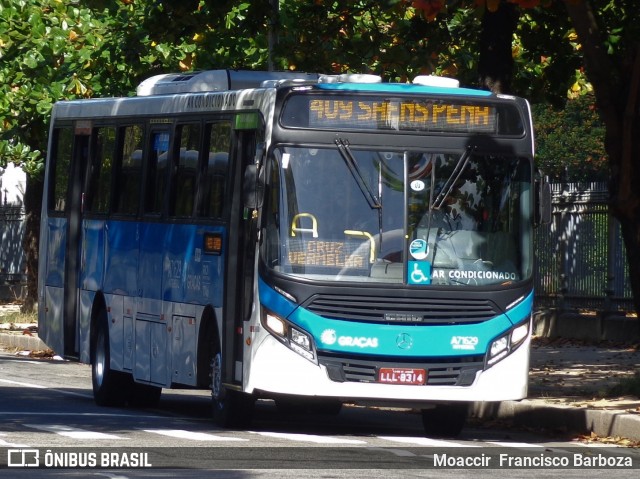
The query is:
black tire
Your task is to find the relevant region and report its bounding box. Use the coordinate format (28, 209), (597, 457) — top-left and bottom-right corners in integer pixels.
(211, 351), (254, 428)
(91, 311), (130, 407)
(421, 403), (468, 438)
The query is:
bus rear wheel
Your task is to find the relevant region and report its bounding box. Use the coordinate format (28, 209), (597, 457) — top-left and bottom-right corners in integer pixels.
(211, 351), (254, 428)
(92, 313), (130, 407)
(421, 403), (468, 438)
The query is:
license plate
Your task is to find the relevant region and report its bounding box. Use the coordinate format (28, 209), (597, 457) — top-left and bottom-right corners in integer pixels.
(378, 368), (426, 385)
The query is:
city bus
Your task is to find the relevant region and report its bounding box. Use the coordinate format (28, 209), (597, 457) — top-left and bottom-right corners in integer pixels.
(38, 69), (549, 437)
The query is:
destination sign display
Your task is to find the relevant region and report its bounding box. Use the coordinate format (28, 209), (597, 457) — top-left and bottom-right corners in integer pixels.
(281, 95), (502, 134)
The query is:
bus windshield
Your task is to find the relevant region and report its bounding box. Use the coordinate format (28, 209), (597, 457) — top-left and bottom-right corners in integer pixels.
(262, 145), (532, 286)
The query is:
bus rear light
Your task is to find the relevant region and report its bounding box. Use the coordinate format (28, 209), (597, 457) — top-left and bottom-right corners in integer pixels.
(203, 233), (222, 254)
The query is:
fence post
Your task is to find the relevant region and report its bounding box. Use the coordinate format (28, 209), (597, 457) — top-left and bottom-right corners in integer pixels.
(558, 181), (569, 313)
(604, 212), (616, 313)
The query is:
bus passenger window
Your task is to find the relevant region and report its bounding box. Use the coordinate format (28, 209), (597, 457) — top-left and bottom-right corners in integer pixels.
(199, 121), (231, 219)
(114, 125), (143, 215)
(50, 127), (74, 213)
(144, 131), (170, 215)
(171, 124), (201, 217)
(86, 127), (115, 214)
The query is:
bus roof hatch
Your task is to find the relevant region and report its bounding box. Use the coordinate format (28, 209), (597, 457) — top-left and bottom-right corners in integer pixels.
(136, 70), (320, 96)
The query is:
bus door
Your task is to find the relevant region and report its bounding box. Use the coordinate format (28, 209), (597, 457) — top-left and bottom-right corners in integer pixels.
(62, 122), (92, 359)
(222, 121), (262, 387)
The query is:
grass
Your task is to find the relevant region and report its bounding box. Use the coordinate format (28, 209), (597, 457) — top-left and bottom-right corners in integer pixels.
(607, 372), (640, 397)
(0, 309), (37, 324)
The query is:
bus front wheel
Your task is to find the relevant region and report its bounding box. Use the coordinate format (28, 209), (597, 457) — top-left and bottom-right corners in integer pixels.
(421, 403), (468, 438)
(92, 313), (130, 407)
(211, 351), (254, 428)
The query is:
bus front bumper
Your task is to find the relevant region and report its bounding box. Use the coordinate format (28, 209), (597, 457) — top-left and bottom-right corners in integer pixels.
(245, 335), (530, 405)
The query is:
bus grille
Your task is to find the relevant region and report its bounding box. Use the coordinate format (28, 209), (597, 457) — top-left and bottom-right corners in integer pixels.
(319, 355), (484, 386)
(303, 294), (500, 324)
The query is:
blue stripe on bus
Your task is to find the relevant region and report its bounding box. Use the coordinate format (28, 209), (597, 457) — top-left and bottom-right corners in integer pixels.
(259, 278), (531, 358)
(82, 219), (225, 305)
(316, 82), (493, 97)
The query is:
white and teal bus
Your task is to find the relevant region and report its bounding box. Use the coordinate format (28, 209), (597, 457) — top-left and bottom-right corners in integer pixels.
(38, 70), (548, 437)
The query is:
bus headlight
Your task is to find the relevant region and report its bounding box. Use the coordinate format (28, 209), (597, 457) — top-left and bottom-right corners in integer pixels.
(265, 312), (286, 337)
(261, 309), (316, 363)
(486, 318), (530, 367)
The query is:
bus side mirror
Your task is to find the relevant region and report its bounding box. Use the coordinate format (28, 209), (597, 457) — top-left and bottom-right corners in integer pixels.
(535, 175), (552, 225)
(243, 164), (264, 210)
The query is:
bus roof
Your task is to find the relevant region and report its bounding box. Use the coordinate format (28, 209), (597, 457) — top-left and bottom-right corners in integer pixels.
(135, 69), (494, 98)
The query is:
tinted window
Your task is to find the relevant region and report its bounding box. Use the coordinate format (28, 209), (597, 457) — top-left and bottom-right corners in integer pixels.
(50, 127), (73, 213)
(170, 124), (201, 217)
(114, 125), (144, 215)
(86, 126), (115, 214)
(198, 121), (231, 219)
(144, 130), (171, 214)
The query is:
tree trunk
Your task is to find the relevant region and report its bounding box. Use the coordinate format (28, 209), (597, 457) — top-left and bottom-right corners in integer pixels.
(564, 0), (640, 321)
(21, 174), (42, 314)
(477, 1), (520, 94)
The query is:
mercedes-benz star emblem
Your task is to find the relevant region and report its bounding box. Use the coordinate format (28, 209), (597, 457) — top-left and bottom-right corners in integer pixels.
(396, 332), (413, 350)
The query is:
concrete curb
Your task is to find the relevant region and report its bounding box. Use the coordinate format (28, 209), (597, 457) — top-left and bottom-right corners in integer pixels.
(472, 400), (640, 443)
(0, 331), (48, 352)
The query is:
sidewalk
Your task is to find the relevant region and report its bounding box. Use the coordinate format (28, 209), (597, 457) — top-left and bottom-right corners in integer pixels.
(0, 308), (638, 444)
(473, 338), (640, 445)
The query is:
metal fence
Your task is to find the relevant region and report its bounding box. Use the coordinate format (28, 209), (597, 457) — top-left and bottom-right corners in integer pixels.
(534, 182), (633, 312)
(0, 205), (26, 285)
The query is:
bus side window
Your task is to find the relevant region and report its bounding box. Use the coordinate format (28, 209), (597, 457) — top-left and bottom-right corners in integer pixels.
(144, 130), (171, 215)
(114, 125), (144, 215)
(85, 126), (115, 214)
(198, 121), (231, 219)
(50, 127), (74, 213)
(170, 124), (201, 217)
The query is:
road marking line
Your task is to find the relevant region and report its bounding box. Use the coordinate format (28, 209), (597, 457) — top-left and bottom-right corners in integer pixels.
(0, 411), (164, 419)
(486, 441), (544, 448)
(0, 433), (30, 448)
(0, 378), (47, 389)
(142, 429), (248, 441)
(250, 431), (367, 444)
(25, 424), (125, 440)
(377, 436), (478, 447)
(368, 447), (417, 457)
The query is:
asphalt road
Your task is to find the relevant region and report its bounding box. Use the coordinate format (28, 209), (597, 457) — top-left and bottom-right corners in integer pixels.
(0, 351), (638, 478)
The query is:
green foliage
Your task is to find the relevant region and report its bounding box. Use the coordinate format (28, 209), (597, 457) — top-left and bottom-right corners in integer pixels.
(512, 3), (581, 105)
(0, 0), (627, 184)
(276, 1), (473, 82)
(0, 0), (208, 175)
(532, 94), (608, 182)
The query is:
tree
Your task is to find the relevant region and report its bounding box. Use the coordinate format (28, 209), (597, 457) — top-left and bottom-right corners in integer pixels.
(411, 0), (640, 320)
(562, 0), (640, 320)
(1, 0), (286, 311)
(0, 0), (201, 311)
(3, 0), (639, 320)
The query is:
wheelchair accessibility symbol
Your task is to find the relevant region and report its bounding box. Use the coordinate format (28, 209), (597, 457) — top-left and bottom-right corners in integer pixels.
(408, 261), (431, 285)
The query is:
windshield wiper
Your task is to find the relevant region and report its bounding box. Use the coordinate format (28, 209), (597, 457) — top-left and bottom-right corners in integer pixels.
(432, 146), (473, 210)
(335, 138), (381, 209)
